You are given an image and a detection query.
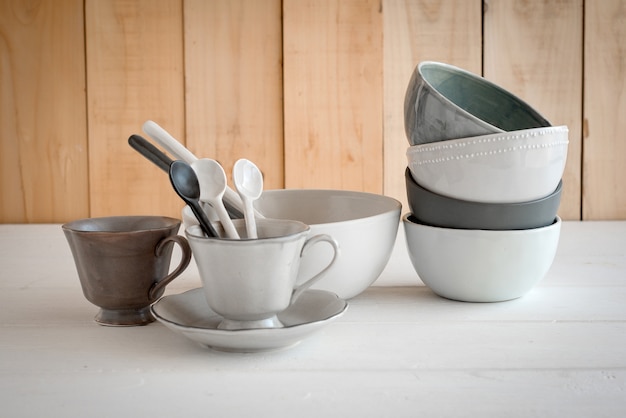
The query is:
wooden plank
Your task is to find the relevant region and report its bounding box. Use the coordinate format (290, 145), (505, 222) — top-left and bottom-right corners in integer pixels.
(184, 0), (283, 190)
(0, 0), (88, 223)
(583, 0), (626, 220)
(383, 0), (482, 209)
(483, 0), (583, 220)
(85, 0), (184, 218)
(283, 0), (383, 192)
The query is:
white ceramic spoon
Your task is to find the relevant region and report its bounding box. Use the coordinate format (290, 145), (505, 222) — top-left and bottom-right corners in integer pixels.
(142, 120), (197, 163)
(233, 159), (263, 239)
(191, 159), (240, 239)
(142, 120), (264, 220)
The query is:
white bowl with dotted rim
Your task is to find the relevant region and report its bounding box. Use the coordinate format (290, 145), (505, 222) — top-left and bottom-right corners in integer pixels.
(406, 125), (569, 204)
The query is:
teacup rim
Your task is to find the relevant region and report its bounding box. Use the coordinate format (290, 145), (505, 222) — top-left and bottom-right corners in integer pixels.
(185, 218), (311, 241)
(62, 215), (181, 234)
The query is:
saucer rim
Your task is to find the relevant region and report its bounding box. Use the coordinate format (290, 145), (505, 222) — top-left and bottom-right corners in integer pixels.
(150, 288), (347, 334)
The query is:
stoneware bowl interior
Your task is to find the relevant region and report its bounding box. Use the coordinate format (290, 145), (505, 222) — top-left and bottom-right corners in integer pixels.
(404, 61), (551, 145)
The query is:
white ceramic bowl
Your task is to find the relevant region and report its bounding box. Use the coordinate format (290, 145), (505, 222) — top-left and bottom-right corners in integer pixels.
(406, 125), (569, 203)
(402, 213), (561, 302)
(183, 190), (402, 299)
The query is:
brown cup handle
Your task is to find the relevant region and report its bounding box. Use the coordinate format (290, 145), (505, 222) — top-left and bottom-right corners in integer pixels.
(148, 235), (192, 301)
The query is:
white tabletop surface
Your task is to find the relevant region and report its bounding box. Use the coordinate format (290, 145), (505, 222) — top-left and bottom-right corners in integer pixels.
(1, 221), (625, 417)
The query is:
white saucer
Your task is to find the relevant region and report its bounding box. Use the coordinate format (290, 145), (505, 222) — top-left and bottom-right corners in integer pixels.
(151, 288), (348, 353)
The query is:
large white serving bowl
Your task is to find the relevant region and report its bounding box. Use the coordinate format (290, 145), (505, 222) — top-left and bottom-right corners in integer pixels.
(255, 190), (401, 299)
(406, 125), (569, 203)
(183, 190), (402, 299)
(403, 214), (561, 302)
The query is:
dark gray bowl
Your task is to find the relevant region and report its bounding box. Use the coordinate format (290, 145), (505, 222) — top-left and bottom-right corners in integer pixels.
(404, 61), (551, 145)
(405, 168), (562, 230)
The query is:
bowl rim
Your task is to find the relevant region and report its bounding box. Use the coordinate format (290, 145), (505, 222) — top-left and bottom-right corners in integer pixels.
(402, 212), (562, 235)
(62, 215), (181, 234)
(407, 125), (569, 158)
(256, 189), (402, 227)
(405, 167), (563, 207)
(416, 61), (551, 131)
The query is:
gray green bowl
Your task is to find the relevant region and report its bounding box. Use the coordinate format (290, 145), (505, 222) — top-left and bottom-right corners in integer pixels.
(404, 61), (551, 145)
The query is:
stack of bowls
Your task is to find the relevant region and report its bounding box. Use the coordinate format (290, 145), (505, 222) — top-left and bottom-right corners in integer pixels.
(402, 61), (568, 302)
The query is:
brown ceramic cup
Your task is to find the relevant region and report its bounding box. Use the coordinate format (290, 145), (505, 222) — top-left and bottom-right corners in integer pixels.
(62, 216), (191, 326)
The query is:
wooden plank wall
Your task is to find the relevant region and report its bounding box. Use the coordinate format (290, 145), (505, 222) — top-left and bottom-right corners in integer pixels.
(0, 0), (88, 222)
(1, 0), (625, 223)
(383, 0), (482, 214)
(483, 0), (583, 220)
(583, 1), (626, 219)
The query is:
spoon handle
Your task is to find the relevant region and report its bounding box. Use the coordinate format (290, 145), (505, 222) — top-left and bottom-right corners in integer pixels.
(214, 200), (240, 239)
(128, 134), (172, 173)
(142, 120), (198, 164)
(189, 201), (219, 238)
(242, 197), (258, 239)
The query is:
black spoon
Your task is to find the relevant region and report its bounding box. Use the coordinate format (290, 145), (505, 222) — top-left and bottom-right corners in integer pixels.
(169, 160), (219, 238)
(128, 134), (244, 219)
(128, 134), (172, 172)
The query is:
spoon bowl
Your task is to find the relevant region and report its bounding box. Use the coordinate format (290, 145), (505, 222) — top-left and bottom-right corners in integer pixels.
(191, 159), (239, 239)
(233, 159), (263, 239)
(169, 160), (218, 238)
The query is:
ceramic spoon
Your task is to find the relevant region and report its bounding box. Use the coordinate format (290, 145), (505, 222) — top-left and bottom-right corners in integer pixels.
(169, 160), (219, 238)
(129, 135), (218, 222)
(128, 134), (172, 173)
(191, 159), (240, 239)
(132, 128), (244, 220)
(142, 120), (197, 163)
(233, 159), (263, 239)
(141, 120), (260, 219)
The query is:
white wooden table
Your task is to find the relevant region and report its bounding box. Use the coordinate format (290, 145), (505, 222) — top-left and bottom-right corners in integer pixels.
(1, 221), (625, 417)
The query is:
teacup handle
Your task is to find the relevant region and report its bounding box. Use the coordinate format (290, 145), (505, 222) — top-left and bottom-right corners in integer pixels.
(148, 235), (192, 301)
(291, 234), (339, 304)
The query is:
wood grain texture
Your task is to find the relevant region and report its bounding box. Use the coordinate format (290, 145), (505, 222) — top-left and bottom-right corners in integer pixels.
(383, 0), (482, 210)
(184, 0), (284, 189)
(483, 0), (583, 220)
(283, 0), (383, 192)
(583, 0), (626, 219)
(86, 0), (184, 218)
(0, 0), (88, 223)
(1, 0), (625, 222)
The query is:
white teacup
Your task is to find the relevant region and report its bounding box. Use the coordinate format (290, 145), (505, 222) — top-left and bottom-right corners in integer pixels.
(185, 218), (339, 330)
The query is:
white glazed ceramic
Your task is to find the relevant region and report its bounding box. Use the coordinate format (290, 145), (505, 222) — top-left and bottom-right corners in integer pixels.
(151, 288), (348, 353)
(185, 219), (339, 330)
(402, 214), (561, 302)
(191, 158), (240, 239)
(183, 189), (402, 299)
(406, 125), (569, 203)
(255, 189), (402, 299)
(404, 61), (551, 145)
